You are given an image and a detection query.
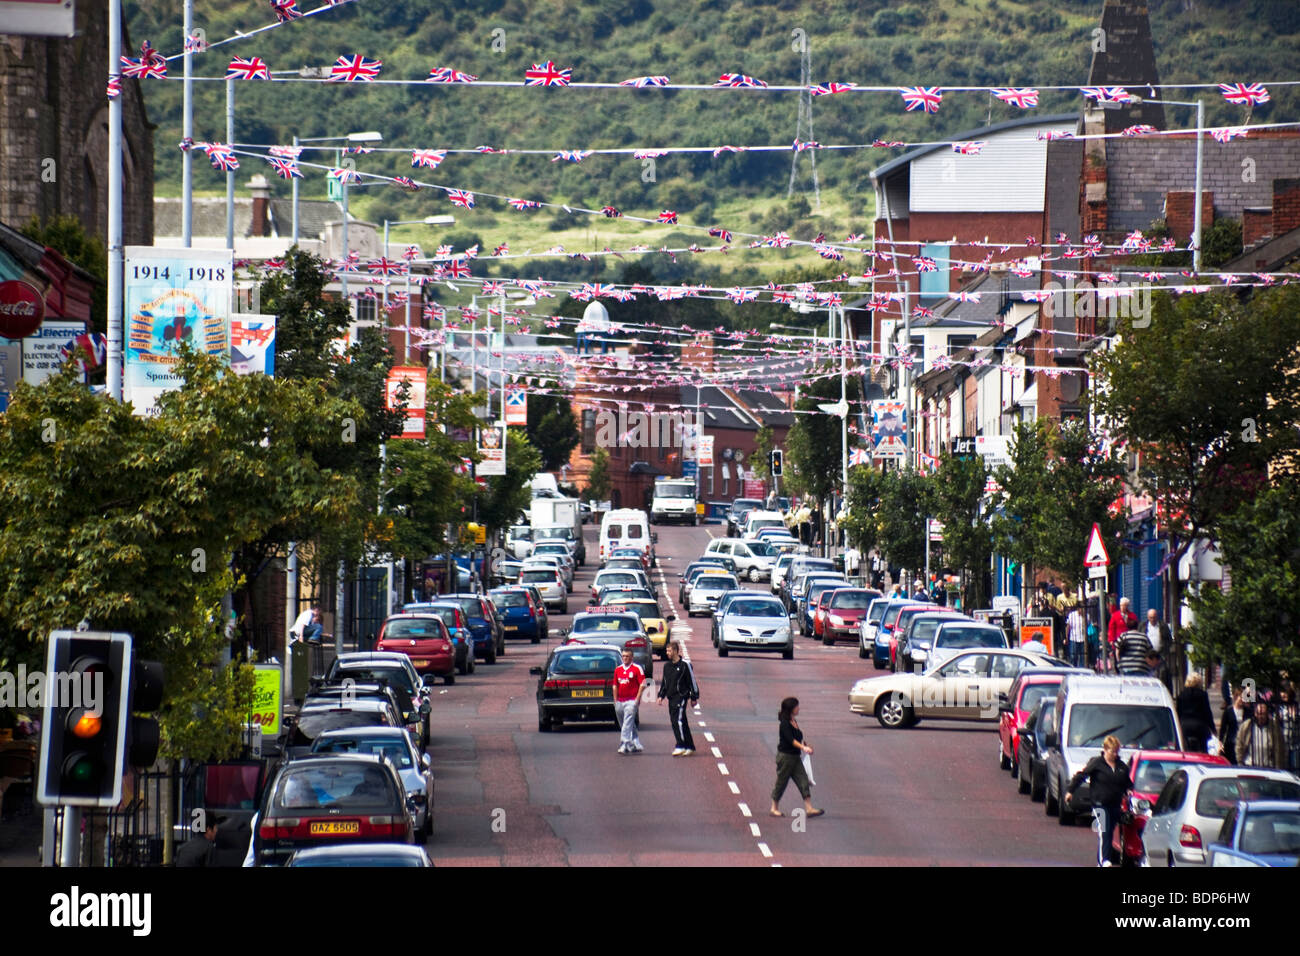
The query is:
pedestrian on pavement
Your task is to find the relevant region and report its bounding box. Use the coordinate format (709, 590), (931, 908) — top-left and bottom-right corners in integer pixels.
(1236, 701), (1285, 768)
(175, 811), (219, 867)
(1218, 685), (1248, 764)
(290, 606), (322, 644)
(1114, 629), (1154, 676)
(1022, 635), (1048, 654)
(1067, 603), (1088, 669)
(911, 581), (929, 602)
(1065, 735), (1133, 867)
(657, 639), (699, 756)
(1276, 682), (1300, 772)
(844, 546), (860, 578)
(1176, 673), (1216, 753)
(613, 648), (646, 755)
(769, 697), (824, 819)
(1146, 608), (1173, 691)
(1107, 597), (1137, 655)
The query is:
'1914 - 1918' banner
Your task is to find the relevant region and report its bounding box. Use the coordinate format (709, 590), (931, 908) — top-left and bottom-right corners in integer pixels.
(124, 247), (232, 411)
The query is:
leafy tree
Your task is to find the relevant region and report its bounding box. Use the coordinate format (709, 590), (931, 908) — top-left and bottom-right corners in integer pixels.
(784, 371), (842, 505)
(475, 427), (544, 542)
(526, 393), (580, 471)
(992, 420), (1054, 589)
(748, 424), (775, 483)
(930, 453), (992, 608)
(583, 447), (613, 502)
(21, 215), (107, 337)
(874, 468), (935, 574)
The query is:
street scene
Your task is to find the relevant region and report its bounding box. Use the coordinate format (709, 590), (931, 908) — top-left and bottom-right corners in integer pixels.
(1, 0), (1299, 934)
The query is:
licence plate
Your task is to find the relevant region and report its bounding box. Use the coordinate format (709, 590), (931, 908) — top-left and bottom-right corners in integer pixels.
(570, 689), (603, 698)
(504, 625), (518, 631)
(412, 659), (430, 667)
(747, 637), (767, 644)
(309, 821), (360, 835)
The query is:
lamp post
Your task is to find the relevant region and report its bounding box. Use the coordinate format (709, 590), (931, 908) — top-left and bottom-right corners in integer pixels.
(382, 215), (455, 363)
(1124, 97), (1206, 273)
(292, 130), (382, 262)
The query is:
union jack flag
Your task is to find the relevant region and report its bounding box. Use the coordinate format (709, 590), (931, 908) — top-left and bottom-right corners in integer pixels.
(715, 73), (767, 88)
(1011, 266), (1034, 278)
(1081, 86), (1131, 102)
(845, 233), (866, 242)
(581, 283), (617, 298)
(462, 245), (479, 260)
(447, 189), (475, 208)
(768, 233), (793, 248)
(1219, 82), (1269, 106)
(476, 146), (504, 153)
(611, 290), (636, 302)
(434, 245), (453, 258)
(121, 52), (167, 80)
(1121, 125), (1158, 137)
(329, 55), (382, 82)
(411, 149), (447, 169)
(551, 150), (592, 163)
(227, 57), (270, 81)
(817, 246), (845, 261)
(1159, 238), (1178, 252)
(620, 75), (670, 87)
(656, 210), (678, 224)
(726, 288), (758, 303)
(446, 260), (472, 278)
(459, 306), (479, 320)
(899, 86), (942, 113)
(268, 157), (302, 179)
(524, 61), (571, 86)
(793, 140), (821, 152)
(1037, 130), (1075, 141)
(328, 166), (358, 184)
(1021, 290), (1052, 303)
(493, 243), (508, 256)
(368, 257), (405, 276)
(947, 291), (981, 303)
(270, 0), (302, 23)
(107, 74), (121, 99)
(1120, 230), (1149, 252)
(508, 198), (541, 210)
(849, 447), (871, 467)
(951, 141), (986, 155)
(633, 150), (668, 159)
(204, 144), (239, 171)
(1211, 127), (1249, 143)
(1097, 273), (1119, 284)
(392, 176), (421, 190)
(1139, 271), (1166, 281)
(481, 281), (505, 295)
(423, 304), (446, 322)
(809, 82), (856, 96)
(601, 206), (622, 218)
(913, 306), (935, 319)
(269, 144), (302, 159)
(427, 67), (477, 83)
(184, 32), (208, 53)
(912, 256), (938, 272)
(713, 145), (746, 157)
(402, 245), (421, 261)
(872, 140), (906, 148)
(769, 289), (796, 303)
(343, 146), (373, 155)
(992, 87), (1039, 109)
(708, 227), (733, 243)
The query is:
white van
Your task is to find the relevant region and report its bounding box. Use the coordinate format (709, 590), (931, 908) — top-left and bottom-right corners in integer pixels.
(1043, 675), (1183, 824)
(599, 508), (653, 564)
(742, 510), (786, 539)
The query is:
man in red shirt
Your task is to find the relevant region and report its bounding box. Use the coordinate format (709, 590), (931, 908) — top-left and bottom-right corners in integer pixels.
(1107, 597), (1138, 671)
(614, 648), (646, 754)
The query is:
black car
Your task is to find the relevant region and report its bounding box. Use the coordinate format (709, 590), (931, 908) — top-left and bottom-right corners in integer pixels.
(530, 645), (623, 732)
(289, 698), (404, 752)
(897, 611), (969, 672)
(255, 753), (415, 866)
(1017, 696), (1057, 802)
(726, 498), (764, 537)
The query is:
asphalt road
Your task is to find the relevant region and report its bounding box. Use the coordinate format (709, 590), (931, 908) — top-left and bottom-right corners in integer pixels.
(423, 521), (1098, 866)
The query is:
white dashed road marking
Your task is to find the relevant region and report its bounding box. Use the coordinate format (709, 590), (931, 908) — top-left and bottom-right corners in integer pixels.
(738, 803), (751, 818)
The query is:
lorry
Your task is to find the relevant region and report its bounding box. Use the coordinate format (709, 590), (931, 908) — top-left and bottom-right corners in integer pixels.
(529, 495), (586, 566)
(650, 476), (699, 526)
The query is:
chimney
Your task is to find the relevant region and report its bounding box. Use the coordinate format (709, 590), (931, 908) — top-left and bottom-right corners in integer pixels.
(1163, 191), (1213, 242)
(1274, 178), (1300, 236)
(248, 174), (271, 237)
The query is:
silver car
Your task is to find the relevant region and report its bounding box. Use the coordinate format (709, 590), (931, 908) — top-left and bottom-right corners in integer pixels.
(519, 565), (567, 613)
(1140, 765), (1300, 867)
(687, 572), (740, 616)
(310, 727), (435, 841)
(716, 594), (793, 659)
(524, 553), (573, 591)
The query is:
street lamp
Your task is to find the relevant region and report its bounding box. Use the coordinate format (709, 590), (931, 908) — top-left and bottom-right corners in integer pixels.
(292, 130), (382, 245)
(382, 215), (455, 364)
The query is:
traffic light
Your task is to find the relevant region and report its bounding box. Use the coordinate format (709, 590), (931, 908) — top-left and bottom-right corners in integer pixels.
(770, 449), (784, 477)
(127, 657), (164, 770)
(37, 631), (131, 807)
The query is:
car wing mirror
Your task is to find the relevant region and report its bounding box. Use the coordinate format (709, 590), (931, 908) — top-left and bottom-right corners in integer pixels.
(1044, 733), (1058, 749)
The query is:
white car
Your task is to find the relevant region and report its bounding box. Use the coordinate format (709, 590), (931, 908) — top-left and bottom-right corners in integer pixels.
(687, 572), (740, 617)
(530, 543), (575, 583)
(716, 594), (793, 659)
(518, 566), (567, 613)
(706, 537), (777, 583)
(926, 621), (1010, 669)
(523, 555), (572, 591)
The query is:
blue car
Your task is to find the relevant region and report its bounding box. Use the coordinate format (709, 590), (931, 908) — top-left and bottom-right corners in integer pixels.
(445, 593), (505, 664)
(488, 587), (545, 644)
(872, 629), (893, 670)
(1209, 800), (1300, 867)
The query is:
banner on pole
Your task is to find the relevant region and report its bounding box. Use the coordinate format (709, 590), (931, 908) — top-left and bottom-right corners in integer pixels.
(386, 365), (428, 439)
(477, 424), (506, 475)
(871, 401), (907, 460)
(505, 385), (527, 426)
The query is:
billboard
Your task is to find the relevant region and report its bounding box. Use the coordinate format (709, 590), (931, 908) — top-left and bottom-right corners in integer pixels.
(870, 400), (907, 460)
(230, 314), (276, 377)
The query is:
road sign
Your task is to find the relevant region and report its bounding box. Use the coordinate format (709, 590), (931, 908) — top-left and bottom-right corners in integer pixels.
(505, 386), (527, 426)
(1084, 522), (1110, 567)
(1088, 564), (1108, 579)
(927, 518), (944, 542)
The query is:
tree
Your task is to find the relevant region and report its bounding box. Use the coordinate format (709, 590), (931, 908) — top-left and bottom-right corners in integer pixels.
(476, 427), (544, 540)
(21, 215), (107, 338)
(1187, 479), (1300, 687)
(874, 468), (935, 575)
(930, 453), (992, 608)
(992, 421), (1054, 590)
(784, 371), (842, 504)
(748, 424), (775, 483)
(526, 393), (579, 471)
(583, 447), (613, 503)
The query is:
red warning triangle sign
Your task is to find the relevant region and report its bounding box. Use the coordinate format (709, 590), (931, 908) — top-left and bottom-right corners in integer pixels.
(1084, 523), (1110, 567)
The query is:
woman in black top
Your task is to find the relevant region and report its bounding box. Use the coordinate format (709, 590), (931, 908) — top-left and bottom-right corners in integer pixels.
(769, 697), (824, 818)
(1176, 673), (1216, 752)
(1066, 735), (1133, 867)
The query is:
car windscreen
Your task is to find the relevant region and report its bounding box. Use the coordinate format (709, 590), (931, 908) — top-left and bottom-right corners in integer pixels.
(793, 560), (834, 575)
(274, 763), (398, 811)
(656, 484), (696, 498)
(1019, 683), (1059, 716)
(599, 590), (654, 604)
(934, 626), (1007, 649)
(312, 736), (414, 769)
(695, 576), (737, 590)
(490, 591), (528, 609)
(731, 499), (763, 514)
(550, 650), (621, 675)
(293, 710), (395, 742)
(335, 666), (416, 696)
(1066, 704), (1180, 750)
(729, 600), (785, 617)
(746, 540), (775, 557)
(572, 616), (641, 633)
(867, 600), (889, 625)
(807, 582), (847, 603)
(509, 526), (531, 539)
(450, 598), (483, 620)
(909, 616), (958, 645)
(534, 544), (569, 555)
(831, 590), (875, 609)
(383, 618), (447, 639)
(606, 559), (643, 569)
(597, 572), (639, 587)
(1195, 777), (1300, 818)
(1239, 810), (1300, 855)
(623, 604), (660, 620)
(521, 570), (557, 583)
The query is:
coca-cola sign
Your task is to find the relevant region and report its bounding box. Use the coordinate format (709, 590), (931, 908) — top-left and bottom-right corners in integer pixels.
(0, 280), (45, 339)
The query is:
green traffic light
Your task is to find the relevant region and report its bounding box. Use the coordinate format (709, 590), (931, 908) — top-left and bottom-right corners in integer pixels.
(63, 752), (100, 788)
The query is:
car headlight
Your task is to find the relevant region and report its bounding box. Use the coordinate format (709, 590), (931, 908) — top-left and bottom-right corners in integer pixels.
(913, 649), (928, 660)
(776, 627), (791, 640)
(829, 614), (845, 626)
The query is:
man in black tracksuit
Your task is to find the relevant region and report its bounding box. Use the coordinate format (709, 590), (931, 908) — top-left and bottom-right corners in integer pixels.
(657, 639), (700, 755)
(1066, 735), (1134, 866)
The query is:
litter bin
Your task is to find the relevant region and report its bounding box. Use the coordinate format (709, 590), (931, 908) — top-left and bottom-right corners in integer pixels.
(290, 641), (310, 703)
(833, 555), (845, 573)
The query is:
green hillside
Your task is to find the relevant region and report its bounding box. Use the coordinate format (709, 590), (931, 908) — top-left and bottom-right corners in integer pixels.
(127, 0), (1300, 289)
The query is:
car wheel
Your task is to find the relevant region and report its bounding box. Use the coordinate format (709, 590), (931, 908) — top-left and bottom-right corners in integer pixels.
(872, 658), (885, 670)
(858, 643), (868, 659)
(1058, 797), (1076, 826)
(444, 673), (455, 685)
(1030, 766), (1046, 802)
(538, 714), (552, 732)
(1044, 777), (1059, 815)
(485, 644), (496, 665)
(718, 642), (728, 657)
(999, 743), (1012, 771)
(531, 634), (541, 645)
(1018, 764), (1031, 795)
(875, 693), (913, 729)
(783, 646), (794, 660)
(456, 657), (468, 676)
(822, 633), (833, 646)
(561, 601), (568, 615)
(468, 655), (475, 675)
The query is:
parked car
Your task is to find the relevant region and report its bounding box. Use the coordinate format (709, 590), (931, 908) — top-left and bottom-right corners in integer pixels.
(705, 537), (777, 582)
(1208, 800), (1300, 867)
(997, 666), (1091, 777)
(323, 653), (429, 748)
(871, 602), (934, 670)
(858, 597), (892, 662)
(374, 614), (457, 684)
(898, 611), (969, 673)
(716, 593), (793, 659)
(1114, 750), (1230, 865)
(254, 753), (415, 865)
(726, 498), (765, 537)
(310, 727), (434, 840)
(519, 565), (567, 613)
(487, 586), (547, 644)
(1016, 695), (1057, 802)
(524, 553), (573, 592)
(531, 644), (623, 732)
(286, 843), (432, 867)
(401, 602), (475, 674)
(1141, 766), (1300, 866)
(443, 593), (506, 664)
(927, 620), (1009, 670)
(818, 588), (882, 646)
(799, 578), (851, 636)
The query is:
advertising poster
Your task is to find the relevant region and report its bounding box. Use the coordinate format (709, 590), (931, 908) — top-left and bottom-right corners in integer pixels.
(0, 342), (20, 412)
(871, 400), (908, 461)
(124, 246), (232, 411)
(247, 664), (282, 736)
(230, 313), (276, 377)
(477, 423), (506, 475)
(385, 365), (428, 439)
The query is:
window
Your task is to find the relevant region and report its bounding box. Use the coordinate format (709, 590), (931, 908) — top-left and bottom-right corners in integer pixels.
(582, 409), (597, 453)
(356, 297), (378, 324)
(991, 654), (1027, 679)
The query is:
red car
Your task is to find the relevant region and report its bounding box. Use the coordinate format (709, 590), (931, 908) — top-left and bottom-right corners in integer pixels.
(818, 588), (881, 645)
(1113, 750), (1229, 865)
(999, 668), (1088, 777)
(880, 603), (932, 669)
(376, 614), (457, 684)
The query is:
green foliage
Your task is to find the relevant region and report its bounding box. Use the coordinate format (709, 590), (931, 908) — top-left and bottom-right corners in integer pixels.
(20, 215), (108, 339)
(845, 465), (934, 572)
(748, 424), (775, 482)
(475, 427), (544, 537)
(784, 371), (841, 503)
(1187, 480), (1300, 686)
(583, 447), (613, 502)
(929, 453), (992, 607)
(526, 393), (580, 471)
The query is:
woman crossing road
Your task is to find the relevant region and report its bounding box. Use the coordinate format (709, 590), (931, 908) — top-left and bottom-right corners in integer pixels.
(769, 697), (824, 819)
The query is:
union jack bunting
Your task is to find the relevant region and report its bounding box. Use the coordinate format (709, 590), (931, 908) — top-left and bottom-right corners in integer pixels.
(1139, 271), (1166, 281)
(480, 281), (505, 295)
(1218, 82), (1269, 106)
(581, 283), (617, 298)
(227, 57), (270, 80)
(848, 447), (871, 467)
(121, 52), (167, 80)
(611, 290), (636, 302)
(1120, 230), (1148, 252)
(343, 146), (373, 155)
(1037, 130), (1075, 141)
(411, 149), (447, 169)
(817, 246), (844, 261)
(1121, 125), (1158, 137)
(1011, 266), (1035, 278)
(793, 140), (821, 152)
(633, 150), (668, 158)
(427, 67), (477, 83)
(871, 140), (906, 148)
(619, 75), (670, 87)
(402, 245), (421, 260)
(899, 86), (942, 112)
(268, 157), (302, 179)
(601, 206), (622, 218)
(493, 243), (508, 256)
(913, 306), (935, 319)
(708, 227), (733, 243)
(951, 141), (986, 155)
(551, 150), (592, 162)
(423, 304), (446, 322)
(1081, 86), (1131, 102)
(912, 256), (938, 272)
(367, 257), (404, 276)
(270, 0), (301, 23)
(476, 146), (504, 153)
(769, 289), (796, 303)
(1021, 290), (1053, 303)
(269, 144), (302, 158)
(463, 244), (479, 259)
(328, 166), (358, 184)
(656, 210), (678, 224)
(106, 74), (121, 99)
(947, 291), (981, 303)
(329, 55), (382, 82)
(524, 61), (571, 86)
(184, 32), (208, 53)
(1211, 127), (1249, 143)
(508, 198), (541, 210)
(844, 233), (866, 242)
(715, 73), (767, 88)
(1096, 273), (1119, 284)
(392, 176), (421, 190)
(809, 82), (857, 96)
(713, 145), (746, 157)
(204, 144), (239, 171)
(434, 245), (453, 257)
(446, 260), (472, 278)
(1159, 238), (1178, 252)
(261, 258), (285, 271)
(726, 288), (758, 303)
(447, 189), (475, 208)
(991, 87), (1039, 109)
